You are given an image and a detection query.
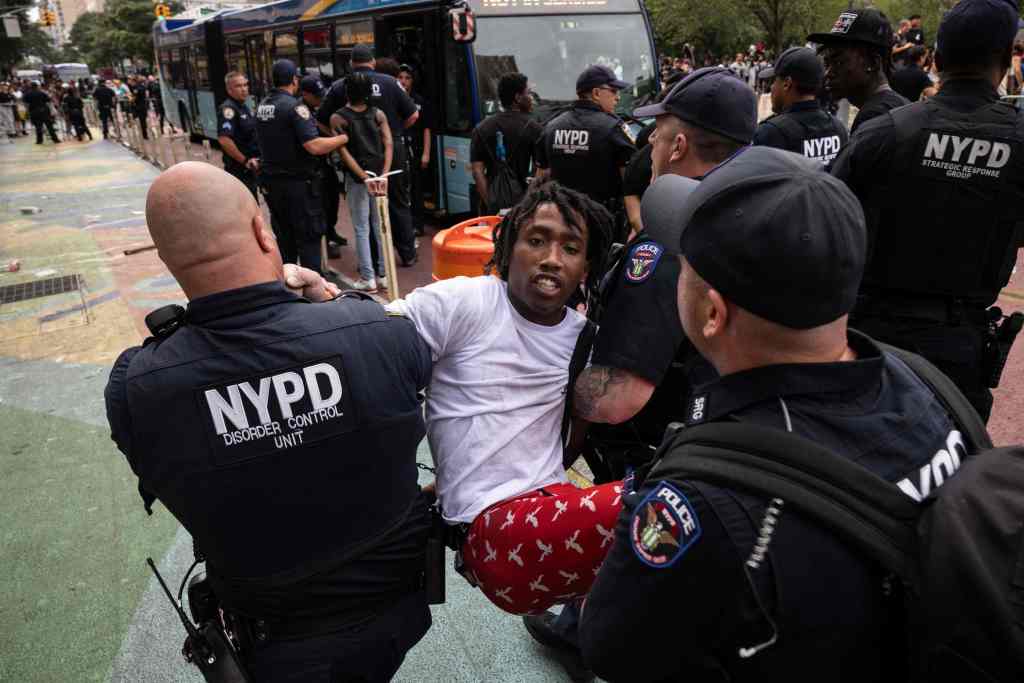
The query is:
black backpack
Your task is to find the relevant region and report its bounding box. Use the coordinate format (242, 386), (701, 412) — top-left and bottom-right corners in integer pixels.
(485, 119), (529, 212)
(648, 344), (1024, 681)
(337, 105), (384, 182)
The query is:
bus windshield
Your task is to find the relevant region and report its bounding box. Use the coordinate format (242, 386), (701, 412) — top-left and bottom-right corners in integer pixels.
(474, 14), (656, 122)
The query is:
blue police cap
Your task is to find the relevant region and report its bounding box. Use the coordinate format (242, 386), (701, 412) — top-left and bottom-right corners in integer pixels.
(271, 60), (298, 87)
(299, 75), (324, 97)
(576, 64), (628, 93)
(937, 0), (1019, 64)
(633, 67), (757, 145)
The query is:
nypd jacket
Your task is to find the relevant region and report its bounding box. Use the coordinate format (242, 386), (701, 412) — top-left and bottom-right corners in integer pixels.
(753, 100), (849, 165)
(579, 331), (961, 682)
(831, 78), (1024, 307)
(105, 282), (432, 621)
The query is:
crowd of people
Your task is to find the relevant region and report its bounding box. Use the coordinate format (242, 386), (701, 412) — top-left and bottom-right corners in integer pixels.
(93, 0), (1024, 681)
(0, 72), (169, 144)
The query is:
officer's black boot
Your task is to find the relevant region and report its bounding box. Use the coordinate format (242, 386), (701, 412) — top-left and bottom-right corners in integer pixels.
(523, 602), (594, 682)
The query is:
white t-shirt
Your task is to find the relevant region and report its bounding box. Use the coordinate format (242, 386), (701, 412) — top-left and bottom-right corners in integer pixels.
(388, 276), (586, 523)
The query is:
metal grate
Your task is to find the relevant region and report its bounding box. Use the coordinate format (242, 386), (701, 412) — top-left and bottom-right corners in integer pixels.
(0, 274), (82, 305)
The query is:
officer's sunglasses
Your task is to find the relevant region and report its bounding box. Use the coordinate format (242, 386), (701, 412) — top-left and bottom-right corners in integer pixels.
(597, 86), (621, 96)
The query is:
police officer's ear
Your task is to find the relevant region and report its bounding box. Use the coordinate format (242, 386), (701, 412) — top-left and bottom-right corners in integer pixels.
(252, 212), (277, 256)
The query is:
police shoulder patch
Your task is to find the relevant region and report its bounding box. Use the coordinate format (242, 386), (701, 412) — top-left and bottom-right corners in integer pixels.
(624, 240), (663, 284)
(296, 104), (310, 120)
(222, 106), (235, 120)
(620, 121), (636, 145)
(631, 481), (702, 568)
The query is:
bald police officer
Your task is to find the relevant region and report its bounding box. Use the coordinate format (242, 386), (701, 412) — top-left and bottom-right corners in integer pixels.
(580, 146), (964, 683)
(536, 64), (636, 241)
(754, 47), (848, 165)
(831, 0), (1024, 422)
(105, 162), (433, 681)
(256, 60), (348, 275)
(218, 71), (260, 200)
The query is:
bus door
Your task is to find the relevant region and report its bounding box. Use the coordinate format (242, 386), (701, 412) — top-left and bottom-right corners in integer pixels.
(186, 44), (202, 131)
(247, 34), (270, 102)
(439, 34), (477, 215)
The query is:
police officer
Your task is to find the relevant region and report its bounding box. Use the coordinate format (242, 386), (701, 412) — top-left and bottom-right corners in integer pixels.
(753, 47), (849, 164)
(579, 146), (964, 682)
(831, 0), (1024, 423)
(809, 8), (908, 133)
(130, 75), (149, 139)
(318, 45), (421, 266)
(298, 74), (347, 258)
(522, 68), (757, 679)
(93, 79), (116, 139)
(147, 75), (166, 134)
(535, 64), (637, 241)
(218, 71), (260, 200)
(105, 162), (433, 682)
(23, 80), (59, 144)
(255, 60), (348, 275)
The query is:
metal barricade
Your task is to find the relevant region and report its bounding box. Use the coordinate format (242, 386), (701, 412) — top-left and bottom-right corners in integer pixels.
(0, 102), (16, 142)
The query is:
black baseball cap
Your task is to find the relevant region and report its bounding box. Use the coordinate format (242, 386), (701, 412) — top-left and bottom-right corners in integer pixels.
(633, 67), (757, 145)
(352, 44), (374, 64)
(271, 59), (298, 87)
(937, 0), (1019, 64)
(643, 146), (866, 329)
(808, 8), (895, 50)
(576, 64), (628, 92)
(759, 47), (824, 90)
(299, 74), (324, 97)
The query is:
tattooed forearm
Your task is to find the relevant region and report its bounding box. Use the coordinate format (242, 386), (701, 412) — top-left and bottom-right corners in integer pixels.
(573, 365), (629, 422)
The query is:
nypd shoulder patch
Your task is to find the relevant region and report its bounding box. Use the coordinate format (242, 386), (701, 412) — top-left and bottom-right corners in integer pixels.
(295, 104), (311, 120)
(631, 481), (701, 568)
(624, 241), (663, 284)
(222, 107), (235, 120)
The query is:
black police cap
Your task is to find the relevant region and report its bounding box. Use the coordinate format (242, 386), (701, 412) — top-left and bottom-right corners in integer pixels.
(576, 64), (628, 93)
(634, 67), (757, 145)
(641, 147), (866, 329)
(937, 0), (1019, 63)
(352, 44), (374, 64)
(759, 47), (824, 91)
(271, 60), (298, 87)
(299, 74), (324, 97)
(808, 8), (895, 50)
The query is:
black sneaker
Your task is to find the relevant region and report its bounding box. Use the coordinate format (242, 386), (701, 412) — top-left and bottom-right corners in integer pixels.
(522, 612), (594, 682)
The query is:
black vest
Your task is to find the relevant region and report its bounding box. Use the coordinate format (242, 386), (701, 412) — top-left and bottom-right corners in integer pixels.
(542, 101), (623, 204)
(860, 95), (1024, 305)
(119, 286), (427, 601)
(761, 103), (848, 165)
(337, 106), (384, 182)
(256, 89), (316, 178)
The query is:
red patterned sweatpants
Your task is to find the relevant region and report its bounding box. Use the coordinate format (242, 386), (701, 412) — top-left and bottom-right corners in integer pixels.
(458, 481), (624, 615)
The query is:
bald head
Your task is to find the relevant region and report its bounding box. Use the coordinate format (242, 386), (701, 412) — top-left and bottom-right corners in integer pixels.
(146, 162), (282, 299)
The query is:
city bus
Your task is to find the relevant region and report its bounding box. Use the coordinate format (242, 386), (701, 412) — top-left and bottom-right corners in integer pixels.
(153, 0), (657, 215)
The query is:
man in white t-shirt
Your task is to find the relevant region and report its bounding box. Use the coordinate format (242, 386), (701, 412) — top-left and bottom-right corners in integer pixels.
(386, 181), (620, 616)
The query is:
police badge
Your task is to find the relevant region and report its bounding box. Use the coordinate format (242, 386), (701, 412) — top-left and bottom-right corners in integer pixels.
(222, 107), (235, 120)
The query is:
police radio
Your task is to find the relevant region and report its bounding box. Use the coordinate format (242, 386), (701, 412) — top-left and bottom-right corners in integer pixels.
(147, 558), (252, 683)
(985, 307), (1024, 388)
(145, 304), (186, 339)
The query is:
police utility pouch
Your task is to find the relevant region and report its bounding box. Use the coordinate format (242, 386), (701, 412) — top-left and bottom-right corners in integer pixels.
(425, 506), (447, 605)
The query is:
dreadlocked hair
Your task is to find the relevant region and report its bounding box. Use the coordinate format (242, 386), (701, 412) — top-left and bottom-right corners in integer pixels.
(486, 179), (614, 299)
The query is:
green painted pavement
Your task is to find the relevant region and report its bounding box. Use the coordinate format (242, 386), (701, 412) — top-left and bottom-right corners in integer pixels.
(0, 404), (179, 682)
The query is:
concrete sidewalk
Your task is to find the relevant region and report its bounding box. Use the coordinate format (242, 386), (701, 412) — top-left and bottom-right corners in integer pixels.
(0, 134), (573, 682)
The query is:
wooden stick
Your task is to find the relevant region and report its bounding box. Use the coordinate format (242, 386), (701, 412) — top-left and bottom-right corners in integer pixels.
(376, 195), (401, 300)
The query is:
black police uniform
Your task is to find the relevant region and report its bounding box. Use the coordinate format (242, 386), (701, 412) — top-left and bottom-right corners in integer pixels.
(131, 81), (148, 139)
(23, 88), (59, 144)
(318, 67), (419, 264)
(148, 79), (166, 133)
(753, 100), (849, 164)
(218, 96), (260, 200)
(831, 78), (1024, 421)
(405, 91), (434, 234)
(93, 84), (115, 138)
(536, 100), (636, 239)
(104, 282), (433, 681)
(256, 88), (327, 273)
(585, 233), (699, 478)
(580, 331), (961, 682)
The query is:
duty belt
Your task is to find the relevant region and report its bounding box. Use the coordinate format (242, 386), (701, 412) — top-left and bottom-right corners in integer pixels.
(855, 293), (988, 326)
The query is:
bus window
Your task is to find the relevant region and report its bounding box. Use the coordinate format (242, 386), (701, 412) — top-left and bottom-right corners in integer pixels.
(274, 31), (299, 64)
(226, 38), (248, 80)
(444, 38), (473, 132)
(170, 49), (187, 89)
(302, 25), (334, 82)
(160, 50), (173, 84)
(248, 35), (269, 100)
(336, 20), (372, 49)
(193, 47), (211, 89)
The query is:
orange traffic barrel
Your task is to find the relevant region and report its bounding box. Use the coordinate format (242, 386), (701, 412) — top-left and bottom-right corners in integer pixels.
(432, 215), (502, 281)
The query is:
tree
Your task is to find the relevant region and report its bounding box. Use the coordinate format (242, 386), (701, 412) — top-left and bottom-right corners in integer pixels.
(66, 0), (183, 72)
(0, 1), (61, 74)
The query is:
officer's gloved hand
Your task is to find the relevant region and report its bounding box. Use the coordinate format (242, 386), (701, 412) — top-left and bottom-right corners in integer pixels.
(283, 264), (339, 302)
